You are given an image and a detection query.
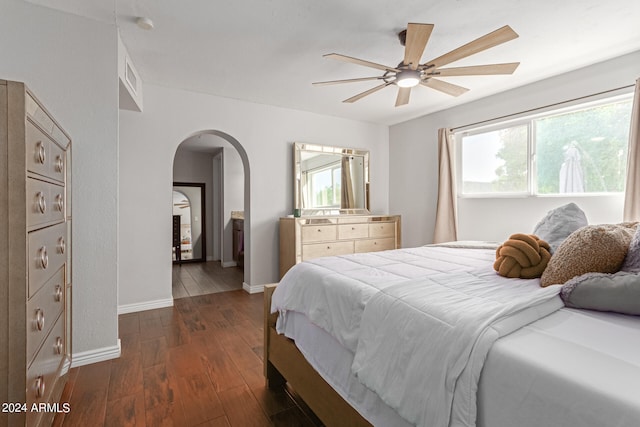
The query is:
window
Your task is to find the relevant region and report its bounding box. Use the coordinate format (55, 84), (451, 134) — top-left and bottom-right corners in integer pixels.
(459, 95), (633, 196)
(308, 162), (341, 207)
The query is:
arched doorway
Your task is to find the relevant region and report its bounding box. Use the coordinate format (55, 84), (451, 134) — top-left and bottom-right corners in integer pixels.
(171, 130), (250, 298)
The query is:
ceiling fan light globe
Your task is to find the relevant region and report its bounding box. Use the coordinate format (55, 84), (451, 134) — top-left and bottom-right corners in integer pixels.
(395, 69), (421, 88)
(397, 77), (420, 88)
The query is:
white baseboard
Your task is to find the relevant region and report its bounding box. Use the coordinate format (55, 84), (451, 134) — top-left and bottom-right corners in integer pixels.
(221, 260), (237, 268)
(242, 282), (276, 294)
(118, 297), (174, 314)
(71, 339), (121, 368)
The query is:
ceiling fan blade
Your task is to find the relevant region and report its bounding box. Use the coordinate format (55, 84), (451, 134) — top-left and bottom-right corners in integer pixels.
(421, 78), (469, 97)
(404, 23), (434, 70)
(434, 62), (520, 77)
(312, 76), (384, 86)
(425, 25), (519, 69)
(395, 87), (411, 107)
(343, 83), (392, 103)
(324, 53), (400, 73)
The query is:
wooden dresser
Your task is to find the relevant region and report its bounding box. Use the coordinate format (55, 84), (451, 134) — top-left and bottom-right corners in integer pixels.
(279, 215), (401, 279)
(0, 80), (72, 426)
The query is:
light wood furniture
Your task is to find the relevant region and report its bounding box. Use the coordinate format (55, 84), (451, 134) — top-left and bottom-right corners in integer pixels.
(279, 215), (401, 279)
(232, 217), (244, 268)
(264, 285), (372, 427)
(1, 80), (72, 426)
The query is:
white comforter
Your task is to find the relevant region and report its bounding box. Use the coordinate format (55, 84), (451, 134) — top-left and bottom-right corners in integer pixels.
(272, 245), (563, 427)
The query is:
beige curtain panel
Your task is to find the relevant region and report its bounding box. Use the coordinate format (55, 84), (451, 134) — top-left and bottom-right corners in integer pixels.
(341, 156), (355, 209)
(433, 128), (458, 243)
(624, 78), (640, 222)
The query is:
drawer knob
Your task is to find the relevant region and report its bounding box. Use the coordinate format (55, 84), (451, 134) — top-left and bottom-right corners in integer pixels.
(35, 308), (45, 331)
(55, 155), (64, 172)
(55, 194), (64, 212)
(58, 237), (66, 254)
(36, 191), (47, 214)
(39, 247), (49, 269)
(36, 141), (46, 164)
(54, 285), (63, 302)
(34, 376), (46, 398)
(54, 337), (64, 355)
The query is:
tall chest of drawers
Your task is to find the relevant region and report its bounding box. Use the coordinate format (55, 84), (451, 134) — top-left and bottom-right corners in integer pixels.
(279, 215), (401, 279)
(0, 80), (72, 426)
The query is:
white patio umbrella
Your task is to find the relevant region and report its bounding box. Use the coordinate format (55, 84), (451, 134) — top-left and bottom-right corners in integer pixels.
(559, 142), (585, 193)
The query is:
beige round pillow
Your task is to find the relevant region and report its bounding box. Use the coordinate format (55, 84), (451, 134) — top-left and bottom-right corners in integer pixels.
(540, 223), (637, 287)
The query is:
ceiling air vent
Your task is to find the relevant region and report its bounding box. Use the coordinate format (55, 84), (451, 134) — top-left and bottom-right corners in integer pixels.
(125, 59), (138, 95)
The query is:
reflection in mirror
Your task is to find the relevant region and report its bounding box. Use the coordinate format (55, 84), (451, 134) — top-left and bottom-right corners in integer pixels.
(172, 183), (206, 262)
(294, 142), (369, 215)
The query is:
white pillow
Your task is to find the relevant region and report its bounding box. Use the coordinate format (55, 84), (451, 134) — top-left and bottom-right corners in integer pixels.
(532, 203), (588, 253)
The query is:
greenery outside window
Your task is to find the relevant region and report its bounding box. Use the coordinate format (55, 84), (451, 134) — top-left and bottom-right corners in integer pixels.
(459, 95), (633, 196)
(308, 163), (341, 207)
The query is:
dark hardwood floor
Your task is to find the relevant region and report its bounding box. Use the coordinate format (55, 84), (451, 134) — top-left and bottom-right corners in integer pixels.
(53, 290), (319, 427)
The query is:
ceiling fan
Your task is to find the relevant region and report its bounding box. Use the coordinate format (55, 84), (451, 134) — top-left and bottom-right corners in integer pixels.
(313, 23), (520, 107)
(174, 199), (190, 209)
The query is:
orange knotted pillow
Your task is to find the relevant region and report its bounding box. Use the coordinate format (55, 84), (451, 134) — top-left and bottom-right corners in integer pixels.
(494, 233), (551, 279)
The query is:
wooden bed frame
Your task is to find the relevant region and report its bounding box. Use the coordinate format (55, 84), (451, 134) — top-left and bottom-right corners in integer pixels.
(263, 284), (372, 427)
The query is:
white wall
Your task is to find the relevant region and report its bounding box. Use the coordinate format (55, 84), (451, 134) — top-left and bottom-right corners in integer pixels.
(222, 146), (245, 267)
(390, 50), (640, 247)
(118, 83), (389, 306)
(0, 1), (119, 359)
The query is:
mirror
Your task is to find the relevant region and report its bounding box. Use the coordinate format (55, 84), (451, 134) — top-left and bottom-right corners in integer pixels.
(294, 142), (369, 215)
(172, 183), (206, 262)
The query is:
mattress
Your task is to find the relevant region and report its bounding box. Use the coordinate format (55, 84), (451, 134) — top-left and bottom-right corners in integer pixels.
(282, 307), (640, 427)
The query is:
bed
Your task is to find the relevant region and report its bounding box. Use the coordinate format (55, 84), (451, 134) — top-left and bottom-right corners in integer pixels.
(264, 242), (640, 427)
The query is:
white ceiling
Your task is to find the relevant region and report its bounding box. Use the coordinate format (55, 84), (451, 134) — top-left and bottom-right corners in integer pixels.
(24, 0), (640, 125)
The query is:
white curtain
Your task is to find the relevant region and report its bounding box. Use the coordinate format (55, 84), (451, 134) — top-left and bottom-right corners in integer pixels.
(433, 128), (458, 243)
(624, 78), (640, 222)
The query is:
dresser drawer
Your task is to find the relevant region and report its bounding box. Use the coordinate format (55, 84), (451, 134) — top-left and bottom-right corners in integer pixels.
(301, 224), (337, 243)
(26, 177), (65, 229)
(302, 241), (354, 260)
(369, 222), (396, 238)
(354, 237), (396, 253)
(26, 120), (66, 183)
(27, 266), (65, 363)
(26, 312), (65, 424)
(28, 222), (67, 289)
(338, 223), (369, 240)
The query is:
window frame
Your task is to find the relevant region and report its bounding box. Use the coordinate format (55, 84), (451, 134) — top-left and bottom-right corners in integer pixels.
(456, 93), (633, 199)
(307, 161), (342, 208)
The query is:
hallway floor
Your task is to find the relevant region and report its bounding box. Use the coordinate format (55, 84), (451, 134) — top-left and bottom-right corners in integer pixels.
(172, 261), (244, 298)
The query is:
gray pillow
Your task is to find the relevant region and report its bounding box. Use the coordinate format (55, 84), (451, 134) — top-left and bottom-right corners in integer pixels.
(532, 203), (588, 253)
(560, 271), (640, 315)
(621, 226), (640, 273)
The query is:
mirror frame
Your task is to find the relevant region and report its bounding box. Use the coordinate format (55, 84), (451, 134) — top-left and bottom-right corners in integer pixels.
(172, 182), (206, 263)
(294, 142), (370, 216)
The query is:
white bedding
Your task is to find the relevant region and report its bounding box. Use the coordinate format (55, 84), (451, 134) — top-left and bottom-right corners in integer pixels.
(478, 308), (640, 427)
(352, 271), (561, 427)
(272, 245), (563, 427)
(273, 245), (503, 352)
(281, 307), (640, 427)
